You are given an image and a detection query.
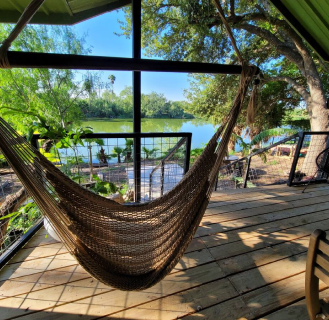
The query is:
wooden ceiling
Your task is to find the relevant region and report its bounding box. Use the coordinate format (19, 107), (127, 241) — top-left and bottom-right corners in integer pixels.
(0, 0), (131, 25)
(270, 0), (329, 62)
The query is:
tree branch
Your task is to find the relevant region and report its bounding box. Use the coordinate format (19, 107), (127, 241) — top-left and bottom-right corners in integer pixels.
(234, 23), (304, 70)
(263, 76), (310, 101)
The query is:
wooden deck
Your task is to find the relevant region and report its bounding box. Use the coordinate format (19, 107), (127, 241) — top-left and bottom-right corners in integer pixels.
(1, 183), (329, 319)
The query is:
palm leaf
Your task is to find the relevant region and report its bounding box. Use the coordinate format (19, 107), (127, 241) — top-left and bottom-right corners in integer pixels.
(250, 128), (298, 146)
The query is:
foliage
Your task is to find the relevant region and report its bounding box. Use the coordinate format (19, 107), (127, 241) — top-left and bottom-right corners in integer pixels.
(78, 87), (194, 119)
(96, 149), (112, 162)
(0, 201), (41, 235)
(0, 24), (90, 134)
(0, 154), (7, 167)
(123, 138), (134, 162)
(283, 108), (310, 131)
(111, 147), (124, 163)
(234, 127), (298, 162)
(190, 147), (204, 164)
(90, 174), (118, 196)
(142, 146), (159, 159)
(119, 0), (329, 131)
(89, 175), (128, 197)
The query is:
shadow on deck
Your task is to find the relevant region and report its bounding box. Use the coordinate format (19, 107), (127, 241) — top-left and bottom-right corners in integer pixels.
(0, 183), (329, 319)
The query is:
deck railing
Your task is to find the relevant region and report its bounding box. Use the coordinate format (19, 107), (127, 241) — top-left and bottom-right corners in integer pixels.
(31, 131), (192, 202)
(0, 131), (191, 267)
(216, 131), (329, 191)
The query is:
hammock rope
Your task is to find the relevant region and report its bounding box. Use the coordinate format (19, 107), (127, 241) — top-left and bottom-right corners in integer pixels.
(0, 0), (258, 290)
(0, 0), (45, 69)
(0, 65), (257, 290)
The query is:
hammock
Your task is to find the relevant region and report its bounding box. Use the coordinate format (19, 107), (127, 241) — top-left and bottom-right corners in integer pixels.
(0, 65), (256, 290)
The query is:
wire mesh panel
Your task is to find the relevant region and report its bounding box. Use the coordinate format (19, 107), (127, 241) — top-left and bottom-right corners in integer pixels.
(217, 158), (248, 190)
(292, 133), (329, 183)
(0, 153), (42, 256)
(217, 134), (301, 190)
(0, 132), (191, 259)
(246, 135), (299, 187)
(38, 133), (190, 203)
(148, 137), (187, 201)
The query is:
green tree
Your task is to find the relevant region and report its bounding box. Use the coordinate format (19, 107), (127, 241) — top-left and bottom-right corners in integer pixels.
(111, 147), (124, 163)
(0, 24), (90, 133)
(234, 128), (298, 160)
(142, 146), (159, 159)
(120, 0), (328, 132)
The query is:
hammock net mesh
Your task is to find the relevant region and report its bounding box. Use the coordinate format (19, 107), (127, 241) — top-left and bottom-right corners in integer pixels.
(0, 65), (256, 291)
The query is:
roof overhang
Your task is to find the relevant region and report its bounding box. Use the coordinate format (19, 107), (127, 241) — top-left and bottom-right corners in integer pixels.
(270, 0), (329, 62)
(0, 0), (131, 25)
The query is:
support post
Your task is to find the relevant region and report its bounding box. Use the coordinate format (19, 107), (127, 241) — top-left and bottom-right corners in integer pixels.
(184, 133), (192, 174)
(288, 132), (304, 186)
(160, 164), (165, 196)
(243, 157), (251, 188)
(132, 0), (141, 202)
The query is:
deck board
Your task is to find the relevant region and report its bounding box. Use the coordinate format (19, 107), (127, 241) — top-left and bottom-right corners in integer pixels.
(0, 183), (328, 319)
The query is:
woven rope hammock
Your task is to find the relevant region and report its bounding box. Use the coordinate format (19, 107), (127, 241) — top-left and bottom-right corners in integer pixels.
(0, 64), (256, 290)
(0, 0), (258, 290)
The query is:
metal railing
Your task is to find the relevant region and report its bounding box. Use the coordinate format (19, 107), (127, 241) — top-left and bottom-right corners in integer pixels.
(0, 131), (191, 267)
(31, 132), (192, 202)
(216, 131), (329, 191)
(149, 136), (190, 200)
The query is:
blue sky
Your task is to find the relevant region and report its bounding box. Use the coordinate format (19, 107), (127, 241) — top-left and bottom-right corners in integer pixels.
(74, 9), (189, 101)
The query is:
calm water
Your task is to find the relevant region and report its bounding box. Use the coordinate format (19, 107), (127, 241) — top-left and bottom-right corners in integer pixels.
(82, 118), (218, 149)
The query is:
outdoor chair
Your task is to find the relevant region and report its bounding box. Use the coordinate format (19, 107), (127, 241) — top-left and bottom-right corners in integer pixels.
(306, 229), (329, 320)
(302, 146), (329, 193)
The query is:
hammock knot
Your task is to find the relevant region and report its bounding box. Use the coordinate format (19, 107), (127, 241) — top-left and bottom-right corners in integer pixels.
(0, 41), (11, 69)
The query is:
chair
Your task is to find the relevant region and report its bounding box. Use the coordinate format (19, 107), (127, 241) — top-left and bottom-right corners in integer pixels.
(302, 147), (329, 193)
(306, 229), (329, 320)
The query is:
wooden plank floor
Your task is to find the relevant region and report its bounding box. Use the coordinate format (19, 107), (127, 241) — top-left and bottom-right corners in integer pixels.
(1, 183), (329, 320)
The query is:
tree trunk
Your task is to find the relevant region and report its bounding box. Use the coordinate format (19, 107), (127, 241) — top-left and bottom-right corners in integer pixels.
(228, 126), (242, 153)
(300, 89), (329, 178)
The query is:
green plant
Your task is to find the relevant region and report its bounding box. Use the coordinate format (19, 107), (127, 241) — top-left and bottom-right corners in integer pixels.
(111, 147), (124, 163)
(190, 147), (204, 164)
(118, 184), (128, 197)
(90, 174), (117, 196)
(96, 148), (112, 164)
(0, 154), (7, 167)
(231, 176), (255, 189)
(123, 138), (133, 162)
(234, 128), (298, 163)
(0, 201), (42, 236)
(142, 146), (159, 160)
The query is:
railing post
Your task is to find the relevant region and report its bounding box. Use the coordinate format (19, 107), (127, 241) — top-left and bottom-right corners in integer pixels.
(31, 136), (39, 149)
(160, 162), (165, 196)
(288, 132), (304, 186)
(132, 0), (142, 202)
(243, 157), (251, 188)
(184, 133), (192, 174)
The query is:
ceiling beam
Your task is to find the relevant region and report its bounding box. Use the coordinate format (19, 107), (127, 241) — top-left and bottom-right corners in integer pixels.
(61, 0), (73, 17)
(7, 0), (23, 13)
(6, 51), (259, 75)
(0, 0), (131, 25)
(270, 0), (329, 62)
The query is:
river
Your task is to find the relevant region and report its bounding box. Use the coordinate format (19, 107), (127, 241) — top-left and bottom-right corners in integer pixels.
(82, 118), (218, 149)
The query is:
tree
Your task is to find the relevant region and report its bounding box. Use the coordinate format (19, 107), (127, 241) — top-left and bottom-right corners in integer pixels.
(0, 24), (90, 134)
(120, 0), (329, 166)
(234, 127), (298, 158)
(111, 147), (124, 163)
(142, 146), (159, 160)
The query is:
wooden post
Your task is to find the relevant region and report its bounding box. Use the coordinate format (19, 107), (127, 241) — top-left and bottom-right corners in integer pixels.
(305, 229), (325, 320)
(287, 132), (304, 186)
(242, 157), (251, 188)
